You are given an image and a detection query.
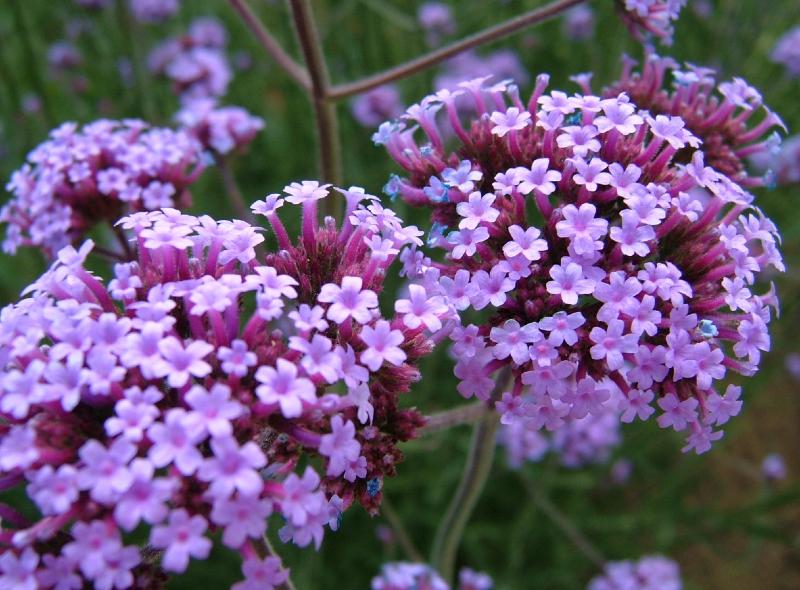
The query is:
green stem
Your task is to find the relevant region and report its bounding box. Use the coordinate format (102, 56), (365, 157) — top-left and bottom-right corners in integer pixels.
(116, 0), (155, 121)
(227, 0), (311, 90)
(327, 0), (589, 100)
(523, 474), (606, 568)
(420, 402), (489, 436)
(381, 496), (425, 563)
(217, 156), (256, 224)
(430, 369), (511, 583)
(10, 0), (54, 125)
(288, 0), (343, 195)
(257, 535), (297, 590)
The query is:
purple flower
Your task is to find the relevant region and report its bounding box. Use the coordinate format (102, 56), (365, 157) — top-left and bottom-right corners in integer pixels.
(151, 510), (212, 573)
(360, 320), (407, 371)
(255, 358), (317, 418)
(318, 276), (379, 324)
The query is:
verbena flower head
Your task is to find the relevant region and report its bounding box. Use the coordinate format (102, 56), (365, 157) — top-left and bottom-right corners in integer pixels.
(176, 99), (265, 156)
(753, 134), (800, 186)
(0, 186), (448, 586)
(148, 17), (231, 101)
(129, 0), (179, 23)
(499, 382), (622, 468)
(602, 53), (786, 187)
(615, 0), (687, 45)
(378, 73), (783, 455)
(1, 119), (204, 257)
(372, 562), (492, 590)
(563, 5), (595, 42)
(47, 41), (82, 71)
(588, 555), (681, 590)
(761, 452), (787, 481)
(771, 26), (800, 78)
(352, 85), (405, 128)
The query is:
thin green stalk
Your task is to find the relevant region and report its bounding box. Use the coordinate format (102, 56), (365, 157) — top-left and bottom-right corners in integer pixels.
(10, 0), (54, 125)
(382, 496), (425, 563)
(257, 535), (297, 590)
(228, 0), (311, 90)
(328, 0), (589, 100)
(288, 0), (343, 195)
(430, 369), (511, 583)
(116, 0), (156, 121)
(419, 402), (489, 436)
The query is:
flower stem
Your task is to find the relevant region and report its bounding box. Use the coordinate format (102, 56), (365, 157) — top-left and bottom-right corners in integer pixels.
(381, 495), (425, 563)
(419, 402), (489, 436)
(217, 156), (256, 224)
(227, 0), (311, 91)
(430, 369), (511, 583)
(327, 0), (589, 100)
(256, 535), (297, 590)
(115, 0), (155, 122)
(9, 0), (54, 125)
(288, 0), (343, 197)
(522, 474), (606, 568)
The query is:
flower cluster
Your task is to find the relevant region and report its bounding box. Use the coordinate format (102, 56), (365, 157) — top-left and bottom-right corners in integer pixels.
(148, 17), (231, 101)
(615, 0), (687, 45)
(499, 380), (622, 468)
(372, 563), (492, 590)
(435, 50), (528, 97)
(176, 99), (265, 156)
(563, 5), (595, 42)
(0, 185), (448, 587)
(752, 134), (800, 186)
(771, 26), (800, 78)
(129, 0), (179, 23)
(1, 119), (204, 257)
(352, 85), (405, 129)
(601, 53), (784, 188)
(588, 555), (681, 590)
(377, 73), (783, 454)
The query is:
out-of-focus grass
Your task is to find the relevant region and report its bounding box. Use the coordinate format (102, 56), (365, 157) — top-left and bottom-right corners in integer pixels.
(0, 1), (798, 588)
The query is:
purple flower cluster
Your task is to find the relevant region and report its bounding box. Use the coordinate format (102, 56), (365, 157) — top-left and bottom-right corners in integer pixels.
(351, 85), (405, 129)
(148, 18), (231, 102)
(588, 555), (681, 590)
(372, 562), (492, 590)
(176, 99), (265, 156)
(499, 381), (622, 468)
(761, 453), (787, 481)
(615, 0), (687, 45)
(377, 73), (783, 454)
(602, 53), (784, 188)
(129, 0), (179, 23)
(752, 134), (800, 186)
(435, 50), (529, 97)
(771, 26), (800, 77)
(0, 185), (448, 586)
(1, 120), (204, 257)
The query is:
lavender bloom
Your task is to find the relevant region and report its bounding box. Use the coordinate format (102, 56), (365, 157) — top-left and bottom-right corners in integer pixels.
(761, 453), (787, 481)
(352, 85), (404, 128)
(588, 555), (682, 590)
(771, 26), (800, 77)
(418, 2), (456, 47)
(379, 73), (783, 455)
(434, 50), (529, 96)
(603, 53), (785, 188)
(176, 99), (265, 156)
(1, 119), (205, 257)
(372, 563), (493, 590)
(0, 186), (447, 586)
(615, 0), (688, 45)
(47, 42), (82, 71)
(148, 18), (231, 101)
(129, 0), (179, 23)
(563, 5), (595, 41)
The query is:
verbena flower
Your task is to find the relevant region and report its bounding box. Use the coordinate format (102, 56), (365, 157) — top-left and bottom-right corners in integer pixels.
(417, 2), (456, 47)
(602, 53), (786, 187)
(771, 26), (800, 78)
(588, 555), (681, 590)
(378, 74), (783, 454)
(563, 5), (595, 42)
(176, 98), (265, 156)
(129, 0), (179, 24)
(372, 562), (493, 590)
(615, 0), (687, 45)
(1, 119), (204, 257)
(0, 186), (448, 587)
(352, 85), (405, 128)
(761, 452), (787, 481)
(148, 17), (231, 101)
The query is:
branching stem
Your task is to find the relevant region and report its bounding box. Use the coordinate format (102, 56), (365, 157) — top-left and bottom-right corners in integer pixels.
(327, 0), (589, 100)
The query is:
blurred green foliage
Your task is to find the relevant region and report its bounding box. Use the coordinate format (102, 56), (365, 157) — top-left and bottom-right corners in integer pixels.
(0, 1), (798, 588)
